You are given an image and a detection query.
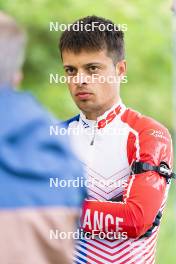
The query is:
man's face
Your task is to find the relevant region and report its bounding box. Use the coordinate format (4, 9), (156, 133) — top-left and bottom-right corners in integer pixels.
(62, 49), (126, 119)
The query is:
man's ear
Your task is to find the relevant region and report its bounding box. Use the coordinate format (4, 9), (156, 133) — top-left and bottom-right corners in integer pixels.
(12, 71), (23, 88)
(116, 60), (127, 79)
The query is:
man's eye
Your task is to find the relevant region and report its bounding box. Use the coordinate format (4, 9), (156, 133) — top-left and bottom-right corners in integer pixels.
(65, 68), (76, 75)
(88, 66), (98, 73)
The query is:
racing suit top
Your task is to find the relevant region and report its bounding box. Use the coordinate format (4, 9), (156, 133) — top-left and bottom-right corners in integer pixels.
(64, 99), (173, 264)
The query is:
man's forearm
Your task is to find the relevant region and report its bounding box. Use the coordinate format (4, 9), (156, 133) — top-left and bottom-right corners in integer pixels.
(81, 172), (166, 238)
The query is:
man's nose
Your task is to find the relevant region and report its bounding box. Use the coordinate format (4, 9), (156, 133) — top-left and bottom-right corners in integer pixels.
(75, 71), (88, 87)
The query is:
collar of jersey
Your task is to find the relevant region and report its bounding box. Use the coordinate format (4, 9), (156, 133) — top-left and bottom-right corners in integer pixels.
(79, 99), (124, 129)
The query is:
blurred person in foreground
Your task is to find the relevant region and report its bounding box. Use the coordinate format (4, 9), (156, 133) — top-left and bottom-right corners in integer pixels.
(0, 12), (87, 264)
(59, 16), (175, 263)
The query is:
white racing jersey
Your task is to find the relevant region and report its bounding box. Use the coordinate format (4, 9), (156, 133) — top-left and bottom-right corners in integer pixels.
(63, 100), (173, 264)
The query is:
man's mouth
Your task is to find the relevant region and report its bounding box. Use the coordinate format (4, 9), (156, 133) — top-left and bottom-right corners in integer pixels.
(75, 92), (93, 100)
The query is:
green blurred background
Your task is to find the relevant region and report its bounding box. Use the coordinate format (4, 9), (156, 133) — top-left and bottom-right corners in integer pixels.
(0, 0), (175, 263)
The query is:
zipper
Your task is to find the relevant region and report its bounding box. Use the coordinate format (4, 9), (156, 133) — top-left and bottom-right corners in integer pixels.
(90, 121), (97, 145)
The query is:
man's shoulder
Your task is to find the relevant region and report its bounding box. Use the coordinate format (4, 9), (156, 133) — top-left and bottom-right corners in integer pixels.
(122, 108), (173, 167)
(61, 114), (80, 129)
(121, 107), (170, 136)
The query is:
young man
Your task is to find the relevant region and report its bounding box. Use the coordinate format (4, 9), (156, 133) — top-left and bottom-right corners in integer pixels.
(59, 16), (174, 264)
(0, 12), (86, 264)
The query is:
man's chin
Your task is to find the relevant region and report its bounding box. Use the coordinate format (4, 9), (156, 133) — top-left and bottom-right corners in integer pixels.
(76, 100), (94, 112)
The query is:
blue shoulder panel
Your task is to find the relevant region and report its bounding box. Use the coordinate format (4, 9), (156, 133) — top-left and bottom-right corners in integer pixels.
(61, 114), (80, 129)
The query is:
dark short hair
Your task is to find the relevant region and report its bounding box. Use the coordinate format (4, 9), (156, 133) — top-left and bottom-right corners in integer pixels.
(59, 15), (125, 63)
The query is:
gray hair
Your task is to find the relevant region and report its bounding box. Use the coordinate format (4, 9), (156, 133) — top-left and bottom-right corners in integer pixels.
(0, 12), (26, 85)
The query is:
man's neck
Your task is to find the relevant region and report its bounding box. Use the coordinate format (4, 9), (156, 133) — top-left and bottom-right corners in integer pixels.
(82, 99), (121, 120)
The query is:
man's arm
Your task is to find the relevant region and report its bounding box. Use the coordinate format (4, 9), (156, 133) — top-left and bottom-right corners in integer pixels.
(81, 118), (173, 239)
